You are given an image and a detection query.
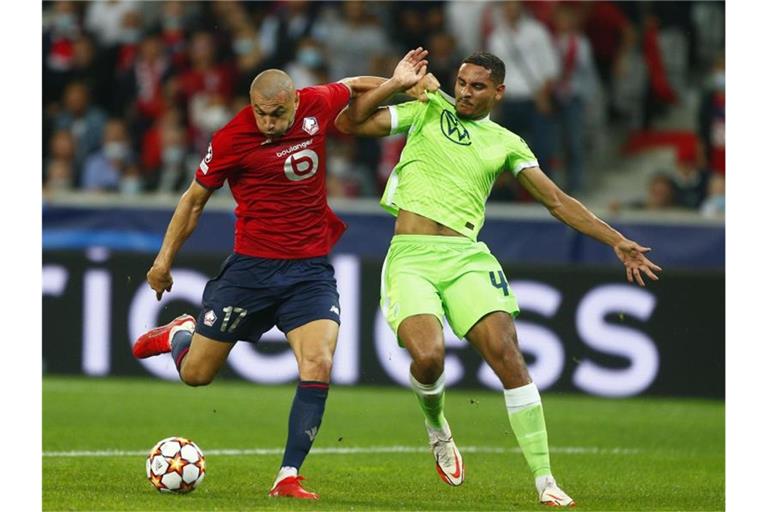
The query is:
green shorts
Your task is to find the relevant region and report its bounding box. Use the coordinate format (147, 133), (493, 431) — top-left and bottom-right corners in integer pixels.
(380, 234), (519, 344)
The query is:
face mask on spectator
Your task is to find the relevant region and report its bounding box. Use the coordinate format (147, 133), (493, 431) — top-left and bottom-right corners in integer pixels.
(120, 176), (142, 195)
(104, 142), (129, 161)
(164, 17), (181, 31)
(233, 38), (257, 56)
(53, 13), (78, 37)
(200, 106), (231, 132)
(162, 146), (186, 165)
(711, 71), (725, 91)
(297, 48), (323, 69)
(121, 29), (141, 45)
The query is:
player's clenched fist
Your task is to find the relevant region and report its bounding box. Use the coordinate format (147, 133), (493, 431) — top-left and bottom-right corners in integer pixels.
(146, 264), (173, 300)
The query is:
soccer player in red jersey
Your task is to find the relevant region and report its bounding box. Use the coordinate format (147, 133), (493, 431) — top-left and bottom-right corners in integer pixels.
(132, 48), (435, 499)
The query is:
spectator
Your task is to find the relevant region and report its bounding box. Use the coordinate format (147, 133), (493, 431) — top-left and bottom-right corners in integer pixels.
(700, 174), (725, 218)
(44, 159), (76, 196)
(672, 147), (710, 210)
(425, 32), (462, 89)
(46, 130), (77, 171)
(445, 0), (492, 57)
(611, 172), (679, 213)
(84, 0), (141, 48)
(45, 130), (77, 192)
(387, 1), (445, 52)
(158, 1), (193, 70)
(583, 1), (636, 91)
(230, 21), (265, 93)
(317, 1), (391, 80)
(81, 119), (135, 192)
(119, 33), (173, 137)
(140, 108), (183, 180)
(156, 121), (191, 193)
(178, 31), (234, 152)
(698, 52), (725, 176)
(487, 0), (560, 172)
(285, 37), (329, 89)
(551, 1), (600, 195)
(54, 81), (108, 177)
(258, 0), (320, 69)
(43, 1), (83, 105)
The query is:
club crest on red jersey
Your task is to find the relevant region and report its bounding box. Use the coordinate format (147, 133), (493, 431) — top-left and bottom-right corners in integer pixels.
(302, 117), (319, 135)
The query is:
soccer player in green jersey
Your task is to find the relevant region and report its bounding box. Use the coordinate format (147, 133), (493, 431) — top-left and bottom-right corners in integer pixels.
(336, 52), (662, 508)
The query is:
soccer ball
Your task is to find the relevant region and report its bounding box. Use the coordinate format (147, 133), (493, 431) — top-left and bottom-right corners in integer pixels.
(146, 436), (206, 493)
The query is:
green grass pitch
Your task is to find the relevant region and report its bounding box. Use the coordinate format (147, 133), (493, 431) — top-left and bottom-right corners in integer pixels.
(43, 376), (723, 511)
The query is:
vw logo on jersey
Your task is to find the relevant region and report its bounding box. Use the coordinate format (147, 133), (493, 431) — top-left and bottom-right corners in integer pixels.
(440, 110), (471, 146)
(302, 116), (319, 135)
(284, 149), (319, 181)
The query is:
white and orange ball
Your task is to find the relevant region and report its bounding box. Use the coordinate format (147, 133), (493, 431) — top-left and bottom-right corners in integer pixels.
(145, 437), (206, 493)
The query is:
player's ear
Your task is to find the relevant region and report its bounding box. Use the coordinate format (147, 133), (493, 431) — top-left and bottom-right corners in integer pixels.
(495, 83), (506, 101)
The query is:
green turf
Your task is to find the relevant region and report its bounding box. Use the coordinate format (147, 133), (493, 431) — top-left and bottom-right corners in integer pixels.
(42, 376), (724, 511)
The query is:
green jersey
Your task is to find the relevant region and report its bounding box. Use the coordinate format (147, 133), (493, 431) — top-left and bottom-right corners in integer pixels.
(381, 90), (538, 240)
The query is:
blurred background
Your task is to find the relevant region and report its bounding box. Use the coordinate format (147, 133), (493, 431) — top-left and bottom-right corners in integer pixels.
(42, 0), (724, 399)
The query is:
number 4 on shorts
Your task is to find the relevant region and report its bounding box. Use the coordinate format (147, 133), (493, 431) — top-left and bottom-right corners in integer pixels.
(489, 270), (509, 296)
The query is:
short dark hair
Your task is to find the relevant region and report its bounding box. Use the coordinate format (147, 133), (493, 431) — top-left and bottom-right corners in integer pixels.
(461, 52), (505, 84)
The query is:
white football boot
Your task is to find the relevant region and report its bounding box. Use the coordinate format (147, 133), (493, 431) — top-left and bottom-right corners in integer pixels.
(537, 475), (575, 507)
(426, 421), (465, 486)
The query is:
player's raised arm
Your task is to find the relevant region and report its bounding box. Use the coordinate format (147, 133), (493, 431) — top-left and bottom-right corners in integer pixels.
(517, 166), (662, 286)
(147, 180), (213, 300)
(335, 48), (439, 137)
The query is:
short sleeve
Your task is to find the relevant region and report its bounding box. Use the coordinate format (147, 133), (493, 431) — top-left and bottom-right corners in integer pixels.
(306, 83), (352, 118)
(505, 134), (539, 176)
(195, 133), (240, 190)
(387, 100), (427, 135)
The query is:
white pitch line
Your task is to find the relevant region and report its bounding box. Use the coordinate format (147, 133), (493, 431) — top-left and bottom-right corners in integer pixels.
(42, 445), (640, 458)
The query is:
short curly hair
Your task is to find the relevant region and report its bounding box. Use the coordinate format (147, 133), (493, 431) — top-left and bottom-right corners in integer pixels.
(461, 52), (506, 84)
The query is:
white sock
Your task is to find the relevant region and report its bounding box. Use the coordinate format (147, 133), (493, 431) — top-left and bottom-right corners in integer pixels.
(535, 474), (556, 495)
(503, 382), (542, 414)
(273, 465), (297, 487)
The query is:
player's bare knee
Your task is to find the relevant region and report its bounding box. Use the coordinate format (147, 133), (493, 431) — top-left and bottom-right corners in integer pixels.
(180, 364), (215, 387)
(299, 353), (333, 381)
(410, 346), (444, 381)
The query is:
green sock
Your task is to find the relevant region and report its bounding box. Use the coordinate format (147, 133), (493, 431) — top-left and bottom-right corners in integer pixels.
(410, 372), (447, 429)
(505, 384), (552, 478)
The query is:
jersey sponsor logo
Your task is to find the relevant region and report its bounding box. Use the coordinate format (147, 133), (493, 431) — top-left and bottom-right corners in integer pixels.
(203, 309), (217, 327)
(275, 138), (314, 158)
(440, 110), (471, 146)
(284, 149), (319, 181)
(200, 143), (213, 174)
(302, 116), (319, 135)
(330, 305), (340, 315)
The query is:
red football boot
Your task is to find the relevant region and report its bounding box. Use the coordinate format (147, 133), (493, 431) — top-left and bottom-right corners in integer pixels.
(132, 314), (196, 359)
(268, 476), (319, 499)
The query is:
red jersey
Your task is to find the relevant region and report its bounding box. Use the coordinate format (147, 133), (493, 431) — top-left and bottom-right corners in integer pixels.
(194, 83), (351, 259)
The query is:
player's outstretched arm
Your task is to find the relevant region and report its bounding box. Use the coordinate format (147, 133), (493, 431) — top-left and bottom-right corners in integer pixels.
(517, 166), (662, 286)
(335, 48), (437, 137)
(147, 180), (213, 300)
(348, 47), (428, 123)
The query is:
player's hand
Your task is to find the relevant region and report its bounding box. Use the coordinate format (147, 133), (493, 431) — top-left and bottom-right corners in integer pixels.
(613, 240), (662, 287)
(147, 264), (173, 300)
(392, 47), (429, 91)
(405, 72), (441, 102)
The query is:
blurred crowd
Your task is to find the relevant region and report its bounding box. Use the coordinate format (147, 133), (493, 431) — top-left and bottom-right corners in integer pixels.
(42, 0), (725, 216)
